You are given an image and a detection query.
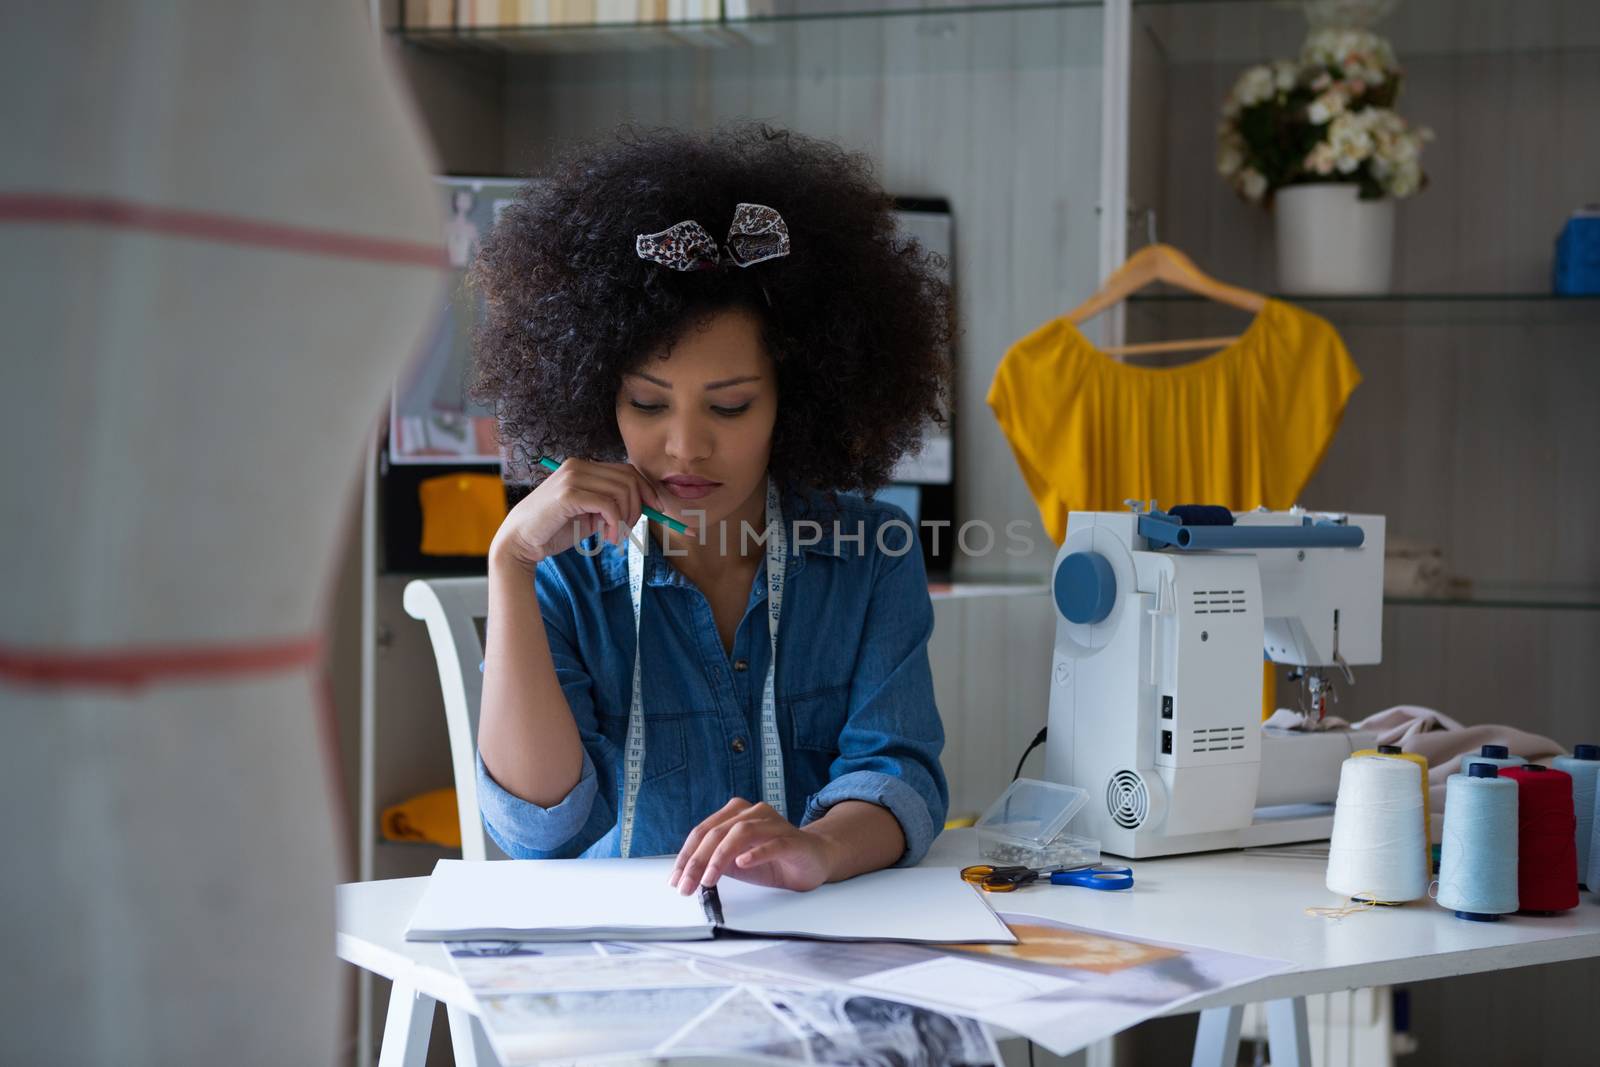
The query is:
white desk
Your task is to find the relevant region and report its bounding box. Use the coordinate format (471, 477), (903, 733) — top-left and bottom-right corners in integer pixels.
(337, 830), (1600, 1067)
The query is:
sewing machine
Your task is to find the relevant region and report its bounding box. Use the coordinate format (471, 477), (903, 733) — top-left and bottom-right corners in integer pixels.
(1042, 503), (1385, 858)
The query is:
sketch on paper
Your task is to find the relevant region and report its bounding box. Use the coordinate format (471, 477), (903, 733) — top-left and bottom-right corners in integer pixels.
(390, 177), (524, 465)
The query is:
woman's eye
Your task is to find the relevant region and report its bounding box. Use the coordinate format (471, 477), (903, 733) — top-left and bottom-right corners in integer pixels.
(629, 400), (666, 413)
(712, 403), (752, 417)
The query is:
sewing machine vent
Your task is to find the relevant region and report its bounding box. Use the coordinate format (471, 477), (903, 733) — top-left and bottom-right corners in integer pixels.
(1190, 589), (1247, 614)
(1191, 726), (1248, 752)
(1106, 769), (1150, 829)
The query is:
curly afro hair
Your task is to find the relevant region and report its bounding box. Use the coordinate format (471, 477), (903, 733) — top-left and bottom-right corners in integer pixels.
(470, 123), (955, 494)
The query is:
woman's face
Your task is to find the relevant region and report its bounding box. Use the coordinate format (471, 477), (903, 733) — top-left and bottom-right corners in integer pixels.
(616, 306), (777, 532)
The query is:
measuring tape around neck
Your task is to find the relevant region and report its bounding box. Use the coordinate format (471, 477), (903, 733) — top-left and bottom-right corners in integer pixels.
(619, 476), (788, 857)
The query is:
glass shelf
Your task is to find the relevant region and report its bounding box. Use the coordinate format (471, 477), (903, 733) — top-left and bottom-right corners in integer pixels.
(1128, 293), (1598, 305)
(1132, 0), (1600, 63)
(395, 0), (1098, 54)
(1385, 582), (1600, 612)
(1124, 291), (1599, 329)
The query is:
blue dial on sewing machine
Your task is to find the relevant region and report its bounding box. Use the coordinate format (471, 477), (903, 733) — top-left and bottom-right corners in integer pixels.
(1055, 551), (1116, 624)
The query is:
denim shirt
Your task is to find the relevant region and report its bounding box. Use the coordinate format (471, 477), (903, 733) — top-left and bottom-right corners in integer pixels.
(476, 489), (949, 866)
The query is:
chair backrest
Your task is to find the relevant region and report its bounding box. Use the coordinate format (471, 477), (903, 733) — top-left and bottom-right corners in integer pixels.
(402, 576), (507, 861)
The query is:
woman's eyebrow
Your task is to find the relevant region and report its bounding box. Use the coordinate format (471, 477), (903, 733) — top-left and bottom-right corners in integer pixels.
(625, 372), (761, 390)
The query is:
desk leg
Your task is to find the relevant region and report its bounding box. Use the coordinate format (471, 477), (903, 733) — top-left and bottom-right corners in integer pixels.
(1190, 1006), (1242, 1067)
(1085, 1036), (1116, 1067)
(448, 1005), (501, 1067)
(378, 979), (436, 1067)
(1266, 997), (1310, 1067)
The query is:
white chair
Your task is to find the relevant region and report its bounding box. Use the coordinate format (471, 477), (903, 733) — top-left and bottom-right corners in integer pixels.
(395, 577), (505, 1067)
(402, 575), (508, 862)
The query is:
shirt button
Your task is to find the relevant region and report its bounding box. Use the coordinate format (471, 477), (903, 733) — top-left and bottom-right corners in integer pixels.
(733, 659), (749, 672)
(731, 737), (747, 754)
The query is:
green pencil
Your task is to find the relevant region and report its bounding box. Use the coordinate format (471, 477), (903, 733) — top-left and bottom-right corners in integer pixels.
(535, 456), (690, 534)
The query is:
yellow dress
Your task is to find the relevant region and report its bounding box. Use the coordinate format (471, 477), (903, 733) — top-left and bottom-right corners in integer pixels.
(988, 299), (1361, 718)
(987, 298), (1361, 544)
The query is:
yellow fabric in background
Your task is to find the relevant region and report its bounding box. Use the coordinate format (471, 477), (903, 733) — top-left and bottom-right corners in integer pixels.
(987, 299), (1361, 543)
(419, 473), (507, 556)
(988, 298), (1361, 718)
(381, 787), (462, 849)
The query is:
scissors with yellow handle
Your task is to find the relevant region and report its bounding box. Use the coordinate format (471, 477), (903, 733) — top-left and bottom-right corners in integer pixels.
(961, 863), (1133, 893)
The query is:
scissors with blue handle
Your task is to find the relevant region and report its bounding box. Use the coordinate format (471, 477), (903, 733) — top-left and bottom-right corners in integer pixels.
(1049, 865), (1134, 891)
(961, 863), (1133, 893)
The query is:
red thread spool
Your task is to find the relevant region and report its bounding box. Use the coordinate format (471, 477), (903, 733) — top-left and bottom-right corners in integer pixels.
(1500, 765), (1579, 912)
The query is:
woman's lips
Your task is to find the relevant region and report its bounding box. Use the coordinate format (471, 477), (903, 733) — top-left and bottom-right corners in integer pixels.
(661, 477), (721, 501)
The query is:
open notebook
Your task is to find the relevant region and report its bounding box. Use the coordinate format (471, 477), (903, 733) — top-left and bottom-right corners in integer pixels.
(405, 858), (1017, 945)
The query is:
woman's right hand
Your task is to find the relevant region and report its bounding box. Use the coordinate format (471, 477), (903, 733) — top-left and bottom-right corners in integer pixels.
(489, 459), (669, 572)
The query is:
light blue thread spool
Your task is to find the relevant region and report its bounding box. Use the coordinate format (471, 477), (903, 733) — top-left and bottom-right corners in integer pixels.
(1437, 762), (1519, 921)
(1590, 780), (1600, 895)
(1552, 745), (1599, 888)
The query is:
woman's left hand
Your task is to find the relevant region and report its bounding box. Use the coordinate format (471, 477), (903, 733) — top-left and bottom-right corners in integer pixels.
(668, 798), (835, 894)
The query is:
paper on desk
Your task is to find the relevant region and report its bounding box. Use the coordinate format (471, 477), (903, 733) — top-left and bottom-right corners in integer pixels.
(407, 857), (1016, 945)
(646, 911), (1293, 1058)
(442, 939), (1003, 1067)
(407, 858), (709, 941)
(715, 866), (1016, 944)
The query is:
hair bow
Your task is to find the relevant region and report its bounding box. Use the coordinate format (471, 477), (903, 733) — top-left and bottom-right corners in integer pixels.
(635, 203), (790, 271)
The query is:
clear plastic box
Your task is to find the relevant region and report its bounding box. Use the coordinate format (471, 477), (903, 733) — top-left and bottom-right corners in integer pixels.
(974, 777), (1101, 870)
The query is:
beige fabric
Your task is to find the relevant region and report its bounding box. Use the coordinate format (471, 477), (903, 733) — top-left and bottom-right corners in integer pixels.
(1349, 706), (1565, 841)
(1264, 706), (1565, 842)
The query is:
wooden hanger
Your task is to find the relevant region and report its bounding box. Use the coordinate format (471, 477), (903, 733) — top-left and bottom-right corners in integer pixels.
(1067, 243), (1267, 358)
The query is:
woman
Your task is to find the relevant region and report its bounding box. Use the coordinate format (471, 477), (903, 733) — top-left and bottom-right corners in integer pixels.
(472, 123), (955, 895)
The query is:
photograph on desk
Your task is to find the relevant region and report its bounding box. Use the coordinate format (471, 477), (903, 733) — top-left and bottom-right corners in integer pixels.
(655, 913), (1290, 1058)
(446, 938), (1001, 1067)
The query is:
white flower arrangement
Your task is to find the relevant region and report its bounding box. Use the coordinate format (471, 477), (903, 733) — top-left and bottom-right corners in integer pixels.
(1217, 28), (1431, 205)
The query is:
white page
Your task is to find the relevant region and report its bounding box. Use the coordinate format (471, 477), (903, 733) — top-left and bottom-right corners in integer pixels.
(716, 867), (1015, 944)
(407, 858), (710, 941)
(852, 956), (1077, 1011)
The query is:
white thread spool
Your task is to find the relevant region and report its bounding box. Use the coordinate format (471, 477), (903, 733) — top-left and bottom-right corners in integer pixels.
(1327, 756), (1429, 903)
(1437, 763), (1520, 920)
(1551, 746), (1599, 887)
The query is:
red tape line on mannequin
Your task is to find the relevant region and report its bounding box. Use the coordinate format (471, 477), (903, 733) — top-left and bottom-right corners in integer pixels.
(0, 192), (447, 267)
(0, 636), (323, 691)
(1, 636), (356, 874)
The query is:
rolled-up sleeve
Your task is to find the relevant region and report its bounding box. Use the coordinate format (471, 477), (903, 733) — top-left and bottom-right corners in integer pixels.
(800, 530), (948, 866)
(476, 562), (618, 858)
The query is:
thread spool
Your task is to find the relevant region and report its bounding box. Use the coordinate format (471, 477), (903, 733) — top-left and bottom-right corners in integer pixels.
(1354, 744), (1431, 878)
(1499, 765), (1579, 913)
(1327, 755), (1429, 903)
(1436, 763), (1519, 921)
(1551, 744), (1598, 887)
(1461, 744), (1526, 772)
(1590, 758), (1600, 895)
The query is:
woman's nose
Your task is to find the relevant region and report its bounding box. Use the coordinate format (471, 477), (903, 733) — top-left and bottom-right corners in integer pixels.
(663, 413), (713, 462)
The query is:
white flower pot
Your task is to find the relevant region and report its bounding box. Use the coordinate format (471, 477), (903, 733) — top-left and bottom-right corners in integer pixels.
(1274, 183), (1395, 294)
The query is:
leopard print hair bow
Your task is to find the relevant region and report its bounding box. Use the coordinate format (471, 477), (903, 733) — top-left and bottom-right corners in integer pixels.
(635, 203), (790, 271)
